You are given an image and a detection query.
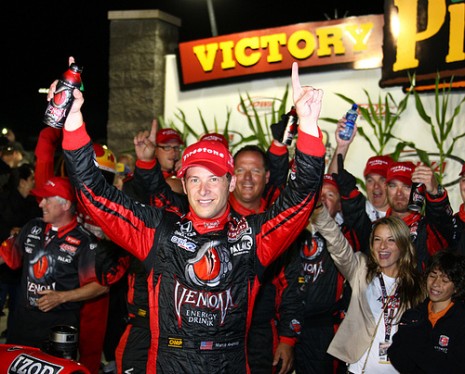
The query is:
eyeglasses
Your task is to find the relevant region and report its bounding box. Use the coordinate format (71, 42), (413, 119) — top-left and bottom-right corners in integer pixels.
(156, 145), (181, 152)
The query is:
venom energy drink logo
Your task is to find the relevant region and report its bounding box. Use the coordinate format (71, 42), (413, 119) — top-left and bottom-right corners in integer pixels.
(174, 280), (236, 327)
(174, 241), (236, 327)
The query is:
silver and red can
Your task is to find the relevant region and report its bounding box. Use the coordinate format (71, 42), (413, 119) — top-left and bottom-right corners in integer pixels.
(408, 182), (426, 212)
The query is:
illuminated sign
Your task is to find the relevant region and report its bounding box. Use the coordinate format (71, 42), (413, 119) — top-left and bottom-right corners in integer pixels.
(178, 15), (384, 88)
(381, 0), (465, 89)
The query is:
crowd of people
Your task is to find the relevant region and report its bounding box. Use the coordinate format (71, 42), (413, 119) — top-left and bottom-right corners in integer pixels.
(0, 57), (464, 374)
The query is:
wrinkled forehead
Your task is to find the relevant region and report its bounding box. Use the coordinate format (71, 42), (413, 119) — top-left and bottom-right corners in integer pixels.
(322, 183), (339, 193)
(234, 151), (267, 167)
(159, 139), (181, 145)
(365, 173), (386, 180)
(386, 178), (410, 186)
(184, 165), (221, 177)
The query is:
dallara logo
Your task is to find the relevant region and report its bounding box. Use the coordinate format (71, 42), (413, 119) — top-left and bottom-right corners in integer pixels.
(168, 338), (183, 348)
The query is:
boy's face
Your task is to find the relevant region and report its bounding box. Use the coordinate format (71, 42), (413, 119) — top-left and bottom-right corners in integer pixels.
(427, 268), (455, 307)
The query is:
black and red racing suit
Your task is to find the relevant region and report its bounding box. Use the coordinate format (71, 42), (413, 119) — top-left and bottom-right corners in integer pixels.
(451, 204), (465, 255)
(95, 165), (187, 374)
(110, 142), (298, 373)
(62, 125), (324, 373)
(0, 217), (100, 349)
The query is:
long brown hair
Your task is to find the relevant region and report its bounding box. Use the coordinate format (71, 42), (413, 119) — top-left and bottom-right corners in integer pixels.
(366, 216), (425, 314)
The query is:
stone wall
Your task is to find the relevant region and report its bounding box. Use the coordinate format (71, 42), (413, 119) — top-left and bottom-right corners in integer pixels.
(107, 10), (181, 153)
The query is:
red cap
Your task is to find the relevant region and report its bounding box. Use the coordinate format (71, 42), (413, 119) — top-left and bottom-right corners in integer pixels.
(363, 155), (393, 178)
(156, 128), (184, 145)
(200, 133), (229, 148)
(459, 163), (465, 176)
(386, 161), (415, 186)
(323, 174), (339, 191)
(177, 140), (234, 178)
(31, 177), (76, 202)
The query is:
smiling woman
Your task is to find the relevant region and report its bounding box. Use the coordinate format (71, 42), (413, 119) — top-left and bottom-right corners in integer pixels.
(311, 206), (425, 373)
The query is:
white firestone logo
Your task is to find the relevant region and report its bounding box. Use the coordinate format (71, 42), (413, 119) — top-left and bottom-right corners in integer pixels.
(183, 147), (225, 161)
(390, 164), (412, 173)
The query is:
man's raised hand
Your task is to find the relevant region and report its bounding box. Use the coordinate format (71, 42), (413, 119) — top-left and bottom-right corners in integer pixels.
(291, 62), (322, 137)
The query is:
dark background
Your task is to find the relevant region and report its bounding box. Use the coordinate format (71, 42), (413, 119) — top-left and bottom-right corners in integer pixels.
(0, 1), (384, 149)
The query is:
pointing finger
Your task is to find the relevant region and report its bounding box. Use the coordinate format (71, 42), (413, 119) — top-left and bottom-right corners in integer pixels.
(291, 62), (301, 100)
(149, 119), (158, 144)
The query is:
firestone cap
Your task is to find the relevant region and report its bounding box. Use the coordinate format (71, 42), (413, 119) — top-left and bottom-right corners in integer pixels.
(323, 174), (339, 191)
(200, 133), (229, 148)
(31, 176), (76, 202)
(177, 140), (234, 178)
(386, 161), (416, 186)
(363, 155), (394, 178)
(156, 128), (184, 145)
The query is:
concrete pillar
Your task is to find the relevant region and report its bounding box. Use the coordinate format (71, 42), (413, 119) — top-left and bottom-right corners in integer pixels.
(107, 10), (181, 153)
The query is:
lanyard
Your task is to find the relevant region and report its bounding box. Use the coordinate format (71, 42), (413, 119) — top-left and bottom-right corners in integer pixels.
(378, 273), (399, 342)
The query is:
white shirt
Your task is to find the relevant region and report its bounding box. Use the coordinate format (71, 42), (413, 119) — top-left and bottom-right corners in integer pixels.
(366, 200), (387, 222)
(349, 274), (400, 374)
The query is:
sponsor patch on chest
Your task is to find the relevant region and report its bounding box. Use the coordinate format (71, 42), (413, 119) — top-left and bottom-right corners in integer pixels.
(65, 235), (81, 246)
(59, 243), (77, 254)
(171, 235), (197, 252)
(227, 217), (251, 242)
(229, 235), (252, 256)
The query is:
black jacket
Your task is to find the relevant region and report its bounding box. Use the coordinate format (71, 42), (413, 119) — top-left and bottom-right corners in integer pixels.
(388, 299), (465, 373)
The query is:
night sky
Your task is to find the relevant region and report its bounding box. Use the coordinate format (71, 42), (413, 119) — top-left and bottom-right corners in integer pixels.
(0, 0), (384, 149)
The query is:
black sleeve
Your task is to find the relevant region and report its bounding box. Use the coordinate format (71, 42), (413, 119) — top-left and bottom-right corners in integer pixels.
(340, 192), (372, 254)
(254, 148), (324, 268)
(263, 146), (289, 206)
(424, 193), (456, 253)
(449, 215), (465, 255)
(95, 238), (131, 286)
(276, 244), (304, 341)
(266, 146), (289, 188)
(126, 162), (188, 213)
(64, 141), (163, 261)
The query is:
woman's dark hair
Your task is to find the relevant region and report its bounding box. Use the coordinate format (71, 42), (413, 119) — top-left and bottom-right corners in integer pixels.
(426, 250), (465, 302)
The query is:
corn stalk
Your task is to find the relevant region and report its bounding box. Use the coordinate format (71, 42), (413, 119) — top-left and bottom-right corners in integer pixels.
(412, 73), (465, 183)
(162, 85), (291, 153)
